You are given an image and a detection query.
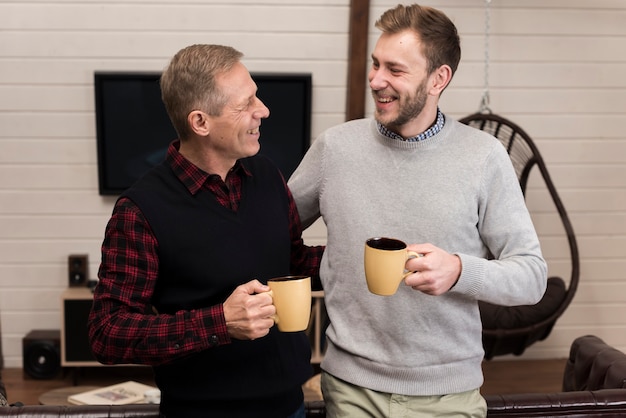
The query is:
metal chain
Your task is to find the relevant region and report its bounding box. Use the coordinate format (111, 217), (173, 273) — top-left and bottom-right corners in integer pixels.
(479, 0), (492, 113)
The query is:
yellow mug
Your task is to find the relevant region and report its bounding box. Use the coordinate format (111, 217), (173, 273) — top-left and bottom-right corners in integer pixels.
(364, 237), (420, 296)
(267, 275), (312, 332)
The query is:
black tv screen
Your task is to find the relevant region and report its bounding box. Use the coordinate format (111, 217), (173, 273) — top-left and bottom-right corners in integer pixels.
(94, 71), (312, 195)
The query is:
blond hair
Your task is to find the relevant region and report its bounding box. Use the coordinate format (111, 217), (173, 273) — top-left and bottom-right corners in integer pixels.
(160, 44), (243, 140)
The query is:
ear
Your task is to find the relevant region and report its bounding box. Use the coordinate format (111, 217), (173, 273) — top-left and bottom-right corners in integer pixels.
(188, 110), (210, 136)
(429, 65), (453, 96)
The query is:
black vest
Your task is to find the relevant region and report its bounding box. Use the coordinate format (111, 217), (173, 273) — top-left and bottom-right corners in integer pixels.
(122, 155), (311, 418)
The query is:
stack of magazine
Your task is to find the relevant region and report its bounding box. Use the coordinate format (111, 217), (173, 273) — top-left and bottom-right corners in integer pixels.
(67, 381), (158, 405)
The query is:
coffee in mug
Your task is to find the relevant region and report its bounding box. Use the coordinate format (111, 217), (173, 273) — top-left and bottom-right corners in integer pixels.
(267, 275), (311, 332)
(364, 237), (420, 296)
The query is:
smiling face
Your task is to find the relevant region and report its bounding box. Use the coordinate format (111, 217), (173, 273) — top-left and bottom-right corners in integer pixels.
(368, 30), (437, 137)
(206, 62), (270, 162)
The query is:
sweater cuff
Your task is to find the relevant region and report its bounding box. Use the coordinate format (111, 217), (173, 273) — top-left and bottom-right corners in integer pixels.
(451, 253), (484, 298)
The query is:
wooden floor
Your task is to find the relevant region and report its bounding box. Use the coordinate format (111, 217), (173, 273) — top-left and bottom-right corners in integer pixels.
(2, 366), (157, 406)
(480, 358), (566, 395)
(1, 359), (567, 406)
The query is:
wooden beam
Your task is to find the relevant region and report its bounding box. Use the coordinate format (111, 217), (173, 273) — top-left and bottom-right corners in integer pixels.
(346, 0), (370, 121)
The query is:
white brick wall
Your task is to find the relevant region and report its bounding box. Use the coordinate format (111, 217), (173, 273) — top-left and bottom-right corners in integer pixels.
(0, 0), (624, 367)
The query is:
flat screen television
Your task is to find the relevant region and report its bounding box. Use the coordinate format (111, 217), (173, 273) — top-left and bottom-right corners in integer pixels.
(94, 71), (312, 195)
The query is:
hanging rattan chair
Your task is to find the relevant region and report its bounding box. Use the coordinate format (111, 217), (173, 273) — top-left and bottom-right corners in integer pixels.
(459, 112), (580, 360)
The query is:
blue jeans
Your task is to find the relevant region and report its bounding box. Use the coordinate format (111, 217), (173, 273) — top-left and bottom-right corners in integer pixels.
(286, 402), (306, 418)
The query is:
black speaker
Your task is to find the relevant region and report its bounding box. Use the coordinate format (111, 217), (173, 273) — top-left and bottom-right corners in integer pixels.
(23, 330), (61, 379)
(68, 254), (88, 287)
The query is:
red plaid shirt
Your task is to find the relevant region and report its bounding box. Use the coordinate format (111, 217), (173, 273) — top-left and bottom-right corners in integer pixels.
(89, 141), (324, 365)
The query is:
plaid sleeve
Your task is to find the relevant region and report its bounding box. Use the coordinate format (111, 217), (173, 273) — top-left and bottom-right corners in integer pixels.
(88, 198), (230, 366)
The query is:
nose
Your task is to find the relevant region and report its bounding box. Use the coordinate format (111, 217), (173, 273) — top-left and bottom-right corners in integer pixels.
(368, 67), (386, 91)
(255, 97), (270, 119)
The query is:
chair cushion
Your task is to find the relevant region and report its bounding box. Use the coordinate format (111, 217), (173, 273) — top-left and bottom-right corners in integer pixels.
(480, 277), (567, 330)
(589, 348), (626, 390)
(604, 359), (626, 389)
(565, 335), (611, 391)
(563, 335), (626, 391)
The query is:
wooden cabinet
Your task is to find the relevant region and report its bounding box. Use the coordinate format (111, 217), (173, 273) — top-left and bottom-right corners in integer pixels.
(60, 288), (100, 366)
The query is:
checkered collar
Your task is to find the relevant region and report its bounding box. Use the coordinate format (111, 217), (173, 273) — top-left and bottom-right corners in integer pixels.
(376, 108), (445, 142)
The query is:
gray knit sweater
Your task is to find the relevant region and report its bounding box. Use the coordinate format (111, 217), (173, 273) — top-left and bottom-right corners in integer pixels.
(288, 116), (547, 396)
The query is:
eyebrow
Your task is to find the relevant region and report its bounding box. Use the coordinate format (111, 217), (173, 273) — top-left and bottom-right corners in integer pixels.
(372, 54), (409, 71)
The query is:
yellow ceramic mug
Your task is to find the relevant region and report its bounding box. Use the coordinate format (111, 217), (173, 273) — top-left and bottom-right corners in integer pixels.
(364, 237), (420, 296)
(267, 275), (311, 332)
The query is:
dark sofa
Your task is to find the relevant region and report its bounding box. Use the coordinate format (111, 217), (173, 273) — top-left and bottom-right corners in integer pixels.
(1, 335), (625, 417)
(486, 335), (626, 417)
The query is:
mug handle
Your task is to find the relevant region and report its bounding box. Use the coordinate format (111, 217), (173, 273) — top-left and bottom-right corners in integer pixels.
(402, 251), (423, 279)
(407, 251), (422, 259)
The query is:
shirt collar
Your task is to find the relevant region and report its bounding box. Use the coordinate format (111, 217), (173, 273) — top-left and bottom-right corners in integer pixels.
(377, 108), (445, 142)
(166, 140), (251, 195)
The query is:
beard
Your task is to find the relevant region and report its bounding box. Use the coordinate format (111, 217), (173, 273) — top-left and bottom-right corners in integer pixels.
(373, 77), (429, 132)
